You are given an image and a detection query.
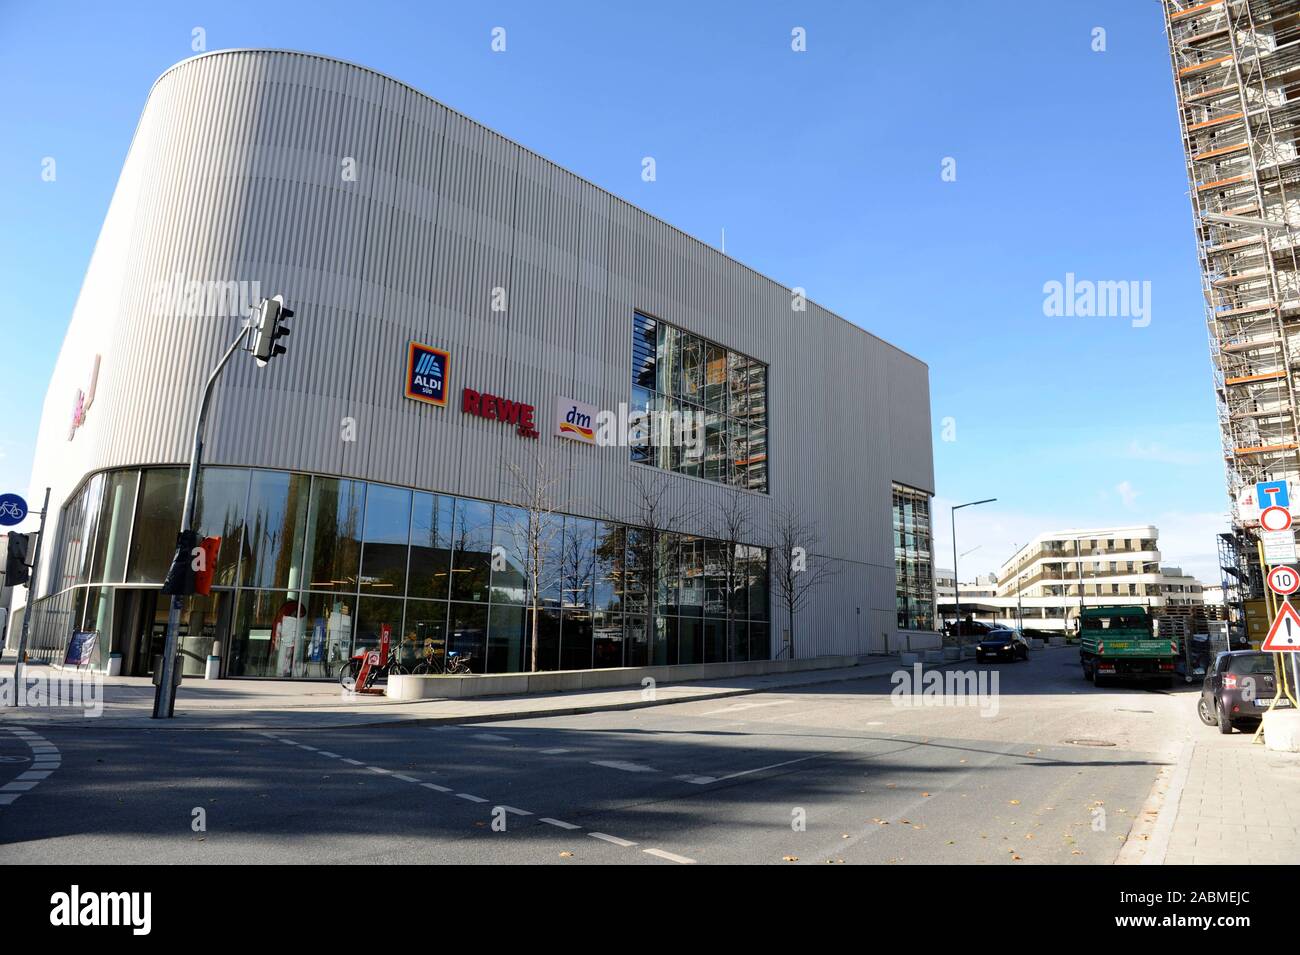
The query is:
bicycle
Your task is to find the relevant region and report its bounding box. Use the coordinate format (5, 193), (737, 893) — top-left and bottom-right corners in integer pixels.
(338, 647), (408, 691)
(411, 648), (472, 675)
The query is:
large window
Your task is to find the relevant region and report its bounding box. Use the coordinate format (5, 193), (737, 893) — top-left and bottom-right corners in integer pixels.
(893, 483), (935, 632)
(631, 311), (768, 492)
(32, 466), (770, 677)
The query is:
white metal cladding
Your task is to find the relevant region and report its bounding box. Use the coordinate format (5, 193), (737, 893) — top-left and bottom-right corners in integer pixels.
(27, 50), (935, 657)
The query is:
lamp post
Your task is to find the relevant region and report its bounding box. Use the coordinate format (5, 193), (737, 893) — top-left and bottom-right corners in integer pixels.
(951, 498), (996, 644)
(1017, 572), (1026, 632)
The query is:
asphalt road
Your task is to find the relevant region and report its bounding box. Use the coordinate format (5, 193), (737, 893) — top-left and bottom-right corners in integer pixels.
(0, 647), (1199, 864)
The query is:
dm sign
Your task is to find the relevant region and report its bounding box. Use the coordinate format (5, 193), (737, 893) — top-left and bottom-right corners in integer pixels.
(555, 396), (598, 445)
(405, 341), (450, 407)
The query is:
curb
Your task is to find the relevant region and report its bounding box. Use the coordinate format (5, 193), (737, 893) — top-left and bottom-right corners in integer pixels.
(8, 649), (1067, 732)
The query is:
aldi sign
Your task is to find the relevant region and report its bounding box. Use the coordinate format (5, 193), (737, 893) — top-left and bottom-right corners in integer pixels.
(405, 341), (450, 407)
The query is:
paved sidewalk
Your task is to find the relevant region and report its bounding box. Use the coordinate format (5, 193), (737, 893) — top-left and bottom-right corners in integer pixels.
(0, 655), (928, 731)
(1159, 737), (1300, 864)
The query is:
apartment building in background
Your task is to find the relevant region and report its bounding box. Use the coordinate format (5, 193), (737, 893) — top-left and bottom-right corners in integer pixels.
(936, 526), (1207, 634)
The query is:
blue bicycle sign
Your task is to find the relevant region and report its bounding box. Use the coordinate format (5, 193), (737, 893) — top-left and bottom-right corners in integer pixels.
(0, 494), (29, 527)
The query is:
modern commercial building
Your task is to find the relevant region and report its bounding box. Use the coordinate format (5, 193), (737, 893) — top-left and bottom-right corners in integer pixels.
(935, 526), (1205, 634)
(18, 50), (936, 679)
(1162, 0), (1300, 628)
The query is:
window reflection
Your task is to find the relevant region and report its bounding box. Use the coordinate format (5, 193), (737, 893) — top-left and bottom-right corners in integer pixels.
(630, 311), (768, 492)
(40, 467), (772, 677)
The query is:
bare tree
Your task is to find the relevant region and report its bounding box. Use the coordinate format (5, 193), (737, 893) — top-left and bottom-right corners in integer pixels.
(768, 501), (836, 660)
(708, 485), (753, 661)
(611, 467), (696, 663)
(502, 446), (568, 672)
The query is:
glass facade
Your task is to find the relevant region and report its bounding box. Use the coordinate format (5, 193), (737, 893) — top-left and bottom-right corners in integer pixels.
(631, 311), (768, 492)
(26, 466), (770, 678)
(892, 483), (935, 632)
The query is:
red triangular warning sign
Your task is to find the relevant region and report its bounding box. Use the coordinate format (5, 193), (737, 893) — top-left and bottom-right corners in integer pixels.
(1261, 600), (1300, 651)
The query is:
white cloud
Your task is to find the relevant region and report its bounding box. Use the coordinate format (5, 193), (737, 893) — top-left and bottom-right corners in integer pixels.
(1125, 440), (1208, 466)
(1115, 480), (1139, 509)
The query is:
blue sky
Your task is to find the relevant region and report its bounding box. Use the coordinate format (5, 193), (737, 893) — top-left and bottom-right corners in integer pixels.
(0, 0), (1228, 580)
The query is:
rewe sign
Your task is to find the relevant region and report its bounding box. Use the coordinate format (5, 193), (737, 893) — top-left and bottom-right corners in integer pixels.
(462, 388), (538, 439)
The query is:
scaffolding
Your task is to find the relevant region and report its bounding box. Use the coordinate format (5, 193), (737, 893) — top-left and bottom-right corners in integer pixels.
(1164, 0), (1300, 621)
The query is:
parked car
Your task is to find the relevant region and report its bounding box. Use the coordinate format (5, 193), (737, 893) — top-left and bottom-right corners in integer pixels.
(975, 628), (1030, 663)
(1198, 650), (1291, 734)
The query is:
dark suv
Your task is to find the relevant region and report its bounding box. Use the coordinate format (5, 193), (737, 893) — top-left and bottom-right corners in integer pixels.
(1198, 651), (1291, 734)
(975, 628), (1030, 663)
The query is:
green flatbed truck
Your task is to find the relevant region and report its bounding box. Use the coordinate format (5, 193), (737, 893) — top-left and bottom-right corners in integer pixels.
(1079, 605), (1178, 688)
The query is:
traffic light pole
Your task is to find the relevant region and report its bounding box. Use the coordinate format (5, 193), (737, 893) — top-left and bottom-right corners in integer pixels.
(10, 487), (50, 704)
(152, 323), (252, 719)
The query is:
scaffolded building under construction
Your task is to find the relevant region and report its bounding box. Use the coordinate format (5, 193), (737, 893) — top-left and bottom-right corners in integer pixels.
(1163, 0), (1300, 631)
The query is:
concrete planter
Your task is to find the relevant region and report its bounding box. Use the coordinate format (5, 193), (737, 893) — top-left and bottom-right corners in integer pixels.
(386, 654), (861, 701)
(1048, 636), (1066, 648)
(960, 646), (977, 660)
(941, 646), (961, 662)
(898, 652), (920, 666)
(922, 649), (943, 664)
(1030, 638), (1045, 650)
(1263, 710), (1300, 752)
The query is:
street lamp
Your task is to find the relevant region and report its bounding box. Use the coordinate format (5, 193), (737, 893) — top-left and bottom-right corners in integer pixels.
(951, 498), (996, 643)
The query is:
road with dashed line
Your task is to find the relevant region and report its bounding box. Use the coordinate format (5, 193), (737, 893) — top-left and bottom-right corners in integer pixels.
(0, 648), (1200, 864)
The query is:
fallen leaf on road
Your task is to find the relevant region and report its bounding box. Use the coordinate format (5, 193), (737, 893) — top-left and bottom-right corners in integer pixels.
(921, 792), (931, 797)
(1011, 854), (1022, 861)
(871, 818), (889, 825)
(1009, 800), (1020, 806)
(782, 855), (799, 862)
(559, 851), (573, 858)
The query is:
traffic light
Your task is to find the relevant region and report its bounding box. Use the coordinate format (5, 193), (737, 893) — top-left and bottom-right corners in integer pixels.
(4, 532), (29, 587)
(252, 294), (293, 367)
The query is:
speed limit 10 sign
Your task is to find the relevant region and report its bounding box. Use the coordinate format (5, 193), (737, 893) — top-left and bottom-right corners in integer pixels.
(1267, 565), (1300, 596)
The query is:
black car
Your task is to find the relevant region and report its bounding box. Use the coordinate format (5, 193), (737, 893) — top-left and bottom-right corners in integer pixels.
(1198, 650), (1291, 734)
(975, 628), (1030, 663)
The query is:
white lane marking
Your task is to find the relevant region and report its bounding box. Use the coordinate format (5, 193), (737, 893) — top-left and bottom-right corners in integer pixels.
(699, 700), (791, 716)
(539, 748), (570, 755)
(644, 848), (697, 864)
(591, 760), (656, 773)
(680, 751), (832, 785)
(589, 832), (638, 847)
(0, 729), (59, 808)
(473, 733), (509, 741)
(279, 739), (299, 746)
(674, 774), (716, 785)
(298, 744), (319, 751)
(275, 740), (658, 858)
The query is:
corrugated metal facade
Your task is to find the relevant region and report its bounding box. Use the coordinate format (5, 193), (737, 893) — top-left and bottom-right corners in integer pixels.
(28, 50), (935, 658)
